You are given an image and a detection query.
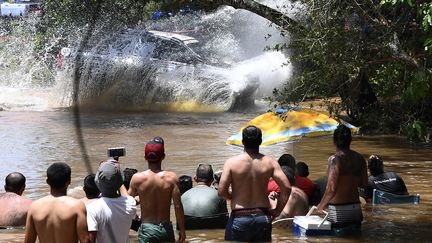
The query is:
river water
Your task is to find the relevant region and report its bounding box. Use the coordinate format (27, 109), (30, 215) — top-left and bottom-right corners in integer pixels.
(0, 110), (431, 242)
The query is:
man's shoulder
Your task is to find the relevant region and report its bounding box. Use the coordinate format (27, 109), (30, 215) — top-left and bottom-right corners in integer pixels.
(31, 195), (53, 205)
(226, 153), (274, 164)
(58, 196), (86, 210)
(189, 186), (217, 195)
(15, 195), (33, 207)
(384, 171), (398, 177)
(30, 196), (84, 214)
(225, 154), (244, 164)
(136, 170), (178, 179)
(333, 150), (364, 159)
(369, 172), (397, 182)
(163, 170), (178, 177)
(261, 153), (276, 160)
(130, 170), (152, 184)
(161, 170), (179, 182)
(0, 192), (31, 203)
(131, 170), (148, 179)
(182, 186), (221, 203)
(0, 193), (32, 208)
(181, 186), (196, 199)
(350, 149), (366, 160)
(0, 192), (18, 198)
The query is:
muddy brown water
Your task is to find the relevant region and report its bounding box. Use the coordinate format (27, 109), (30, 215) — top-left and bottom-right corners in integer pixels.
(0, 111), (431, 242)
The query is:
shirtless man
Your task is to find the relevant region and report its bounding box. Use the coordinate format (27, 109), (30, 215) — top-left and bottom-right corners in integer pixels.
(271, 167), (308, 220)
(317, 124), (368, 229)
(128, 137), (186, 243)
(24, 163), (90, 243)
(218, 125), (291, 242)
(0, 172), (32, 227)
(80, 174), (99, 206)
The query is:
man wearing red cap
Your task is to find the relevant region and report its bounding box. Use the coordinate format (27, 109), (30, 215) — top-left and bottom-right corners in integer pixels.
(128, 137), (186, 243)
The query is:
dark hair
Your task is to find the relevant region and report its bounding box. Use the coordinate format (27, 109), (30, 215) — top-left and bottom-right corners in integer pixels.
(123, 168), (138, 190)
(242, 125), (262, 148)
(46, 162), (71, 189)
(195, 164), (214, 183)
(296, 161), (309, 177)
(281, 166), (295, 184)
(368, 155), (384, 176)
(278, 154), (296, 170)
(83, 174), (99, 199)
(5, 172), (26, 193)
(333, 124), (352, 149)
(179, 175), (192, 195)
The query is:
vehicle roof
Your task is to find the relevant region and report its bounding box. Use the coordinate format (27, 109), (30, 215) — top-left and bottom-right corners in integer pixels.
(148, 30), (199, 45)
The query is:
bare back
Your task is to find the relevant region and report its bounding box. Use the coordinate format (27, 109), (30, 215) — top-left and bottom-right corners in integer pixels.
(130, 170), (178, 223)
(280, 187), (309, 218)
(329, 149), (367, 204)
(222, 153), (276, 209)
(0, 192), (32, 227)
(24, 196), (88, 243)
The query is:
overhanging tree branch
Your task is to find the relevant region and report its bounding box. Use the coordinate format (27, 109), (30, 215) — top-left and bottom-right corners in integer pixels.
(165, 0), (302, 31)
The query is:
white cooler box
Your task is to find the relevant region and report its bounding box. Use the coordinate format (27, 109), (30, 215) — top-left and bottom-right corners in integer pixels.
(293, 206), (332, 237)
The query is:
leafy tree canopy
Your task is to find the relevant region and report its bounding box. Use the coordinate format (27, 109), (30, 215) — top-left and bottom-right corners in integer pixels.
(269, 0), (432, 142)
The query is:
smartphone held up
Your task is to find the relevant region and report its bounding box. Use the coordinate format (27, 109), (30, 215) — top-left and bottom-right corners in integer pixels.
(107, 147), (126, 161)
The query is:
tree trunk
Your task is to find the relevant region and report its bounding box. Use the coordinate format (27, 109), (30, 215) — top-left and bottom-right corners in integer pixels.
(338, 68), (378, 120)
(164, 0), (300, 30)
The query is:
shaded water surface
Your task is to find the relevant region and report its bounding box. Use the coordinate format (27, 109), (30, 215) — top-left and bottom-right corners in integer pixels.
(0, 111), (431, 242)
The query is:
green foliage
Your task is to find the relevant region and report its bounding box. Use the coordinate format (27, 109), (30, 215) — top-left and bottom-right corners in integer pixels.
(381, 0), (432, 51)
(269, 0), (432, 140)
(42, 0), (163, 30)
(403, 120), (427, 142)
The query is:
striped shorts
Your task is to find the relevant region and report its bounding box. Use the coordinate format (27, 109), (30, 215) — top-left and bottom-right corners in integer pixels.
(327, 202), (363, 228)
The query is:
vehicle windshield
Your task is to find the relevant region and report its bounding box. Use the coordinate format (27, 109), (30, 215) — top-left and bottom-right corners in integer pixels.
(151, 37), (200, 64)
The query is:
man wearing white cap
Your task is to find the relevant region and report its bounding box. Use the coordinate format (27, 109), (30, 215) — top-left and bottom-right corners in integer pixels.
(86, 160), (137, 243)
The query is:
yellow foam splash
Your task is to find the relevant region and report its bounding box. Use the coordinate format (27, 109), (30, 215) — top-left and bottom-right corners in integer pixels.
(141, 101), (225, 112)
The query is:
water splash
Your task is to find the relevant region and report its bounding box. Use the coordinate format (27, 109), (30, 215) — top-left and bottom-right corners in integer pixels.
(1, 6), (292, 112)
(0, 16), (61, 110)
(0, 16), (53, 87)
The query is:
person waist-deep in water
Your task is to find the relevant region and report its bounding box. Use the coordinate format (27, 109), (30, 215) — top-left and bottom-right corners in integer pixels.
(24, 163), (90, 243)
(364, 154), (408, 201)
(218, 125), (291, 242)
(86, 160), (137, 243)
(270, 166), (309, 220)
(317, 125), (368, 231)
(181, 164), (228, 229)
(128, 137), (186, 243)
(0, 172), (32, 228)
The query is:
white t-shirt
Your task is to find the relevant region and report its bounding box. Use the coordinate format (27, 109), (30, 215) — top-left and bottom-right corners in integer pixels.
(86, 196), (137, 243)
